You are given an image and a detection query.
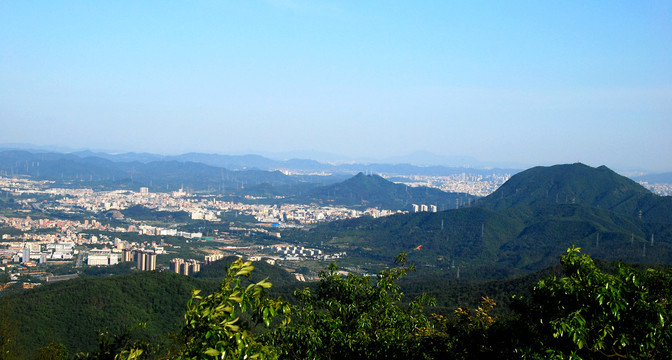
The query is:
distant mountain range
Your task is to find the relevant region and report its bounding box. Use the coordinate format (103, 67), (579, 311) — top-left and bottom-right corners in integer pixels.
(0, 149), (473, 211)
(0, 146), (519, 176)
(0, 150), (338, 193)
(290, 163), (672, 278)
(635, 172), (672, 184)
(0, 143), (524, 169)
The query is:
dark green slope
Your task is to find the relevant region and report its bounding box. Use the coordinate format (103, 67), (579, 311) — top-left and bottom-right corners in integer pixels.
(295, 207), (523, 269)
(294, 203), (671, 278)
(4, 257), (300, 357)
(497, 203), (667, 270)
(5, 271), (212, 357)
(297, 172), (475, 211)
(121, 205), (191, 222)
(400, 263), (564, 314)
(476, 163), (672, 223)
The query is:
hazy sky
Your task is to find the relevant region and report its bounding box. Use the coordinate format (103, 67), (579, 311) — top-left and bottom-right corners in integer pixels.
(1, 1), (671, 171)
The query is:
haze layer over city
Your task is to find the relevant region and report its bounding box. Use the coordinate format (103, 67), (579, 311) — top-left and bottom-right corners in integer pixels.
(1, 1), (671, 172)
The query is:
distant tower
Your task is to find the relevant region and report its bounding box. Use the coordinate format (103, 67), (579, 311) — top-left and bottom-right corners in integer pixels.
(651, 234), (655, 247)
(170, 258), (185, 274)
(147, 253), (156, 271)
(22, 247), (30, 263)
(122, 249), (133, 262)
(136, 251), (146, 271)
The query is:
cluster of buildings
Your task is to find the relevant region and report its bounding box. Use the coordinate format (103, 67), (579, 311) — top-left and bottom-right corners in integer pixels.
(411, 204), (438, 213)
(85, 248), (157, 270)
(263, 244), (345, 262)
(86, 248), (118, 266)
(1, 216), (106, 241)
(268, 245), (323, 259)
(639, 182), (672, 196)
(1, 173), (513, 234)
(0, 241), (75, 266)
(169, 258), (202, 276)
(85, 248), (159, 271)
(0, 213), (202, 246)
(166, 253), (229, 276)
(6, 177), (400, 228)
(0, 176), (363, 282)
(394, 173), (511, 197)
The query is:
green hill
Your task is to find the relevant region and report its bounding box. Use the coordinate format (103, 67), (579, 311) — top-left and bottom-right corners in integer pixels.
(2, 257), (300, 357)
(297, 172), (475, 211)
(121, 205), (191, 222)
(285, 164), (672, 278)
(477, 163), (672, 223)
(3, 271), (210, 357)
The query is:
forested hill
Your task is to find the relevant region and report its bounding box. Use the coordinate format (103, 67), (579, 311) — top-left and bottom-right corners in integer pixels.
(476, 163), (672, 223)
(3, 271), (208, 357)
(120, 205), (191, 222)
(2, 257), (300, 358)
(295, 172), (476, 211)
(288, 164), (672, 277)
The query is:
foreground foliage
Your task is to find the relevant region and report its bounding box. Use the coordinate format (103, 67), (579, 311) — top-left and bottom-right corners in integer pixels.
(513, 246), (672, 359)
(3, 248), (671, 359)
(266, 253), (435, 359)
(178, 259), (290, 360)
(169, 248), (672, 359)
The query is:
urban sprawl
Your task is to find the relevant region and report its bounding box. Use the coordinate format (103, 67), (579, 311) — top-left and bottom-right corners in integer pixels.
(2, 173), (670, 288)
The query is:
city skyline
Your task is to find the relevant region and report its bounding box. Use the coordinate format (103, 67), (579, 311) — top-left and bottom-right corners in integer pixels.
(1, 1), (671, 172)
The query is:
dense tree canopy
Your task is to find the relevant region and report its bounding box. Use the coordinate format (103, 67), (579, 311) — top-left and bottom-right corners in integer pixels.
(512, 247), (672, 359)
(3, 248), (671, 359)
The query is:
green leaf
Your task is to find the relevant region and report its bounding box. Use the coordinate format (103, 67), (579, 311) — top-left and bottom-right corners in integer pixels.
(204, 348), (220, 356)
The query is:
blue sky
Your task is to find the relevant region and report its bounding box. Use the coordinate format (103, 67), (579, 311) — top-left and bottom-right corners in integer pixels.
(1, 1), (670, 171)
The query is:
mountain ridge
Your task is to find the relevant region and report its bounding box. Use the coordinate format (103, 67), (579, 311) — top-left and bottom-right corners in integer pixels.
(288, 163), (672, 276)
(296, 172), (476, 211)
(476, 163), (671, 222)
